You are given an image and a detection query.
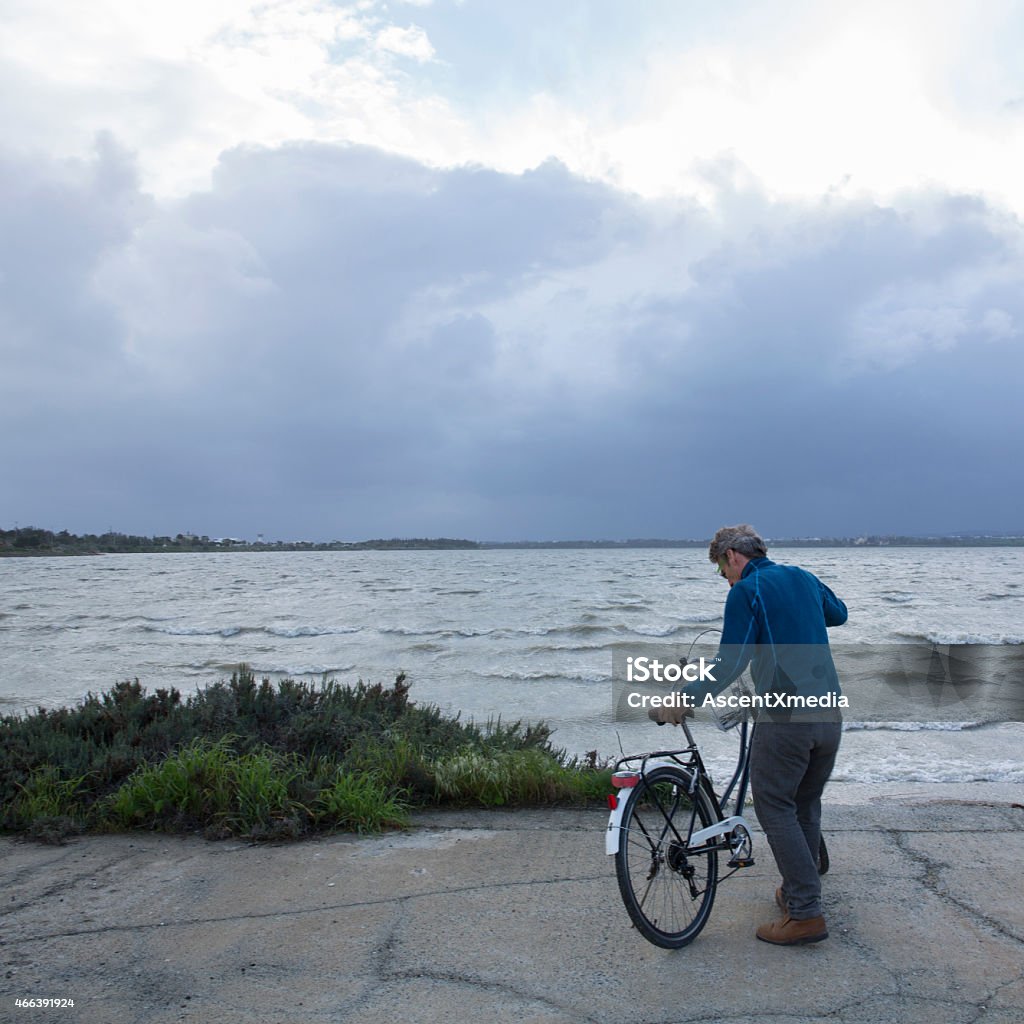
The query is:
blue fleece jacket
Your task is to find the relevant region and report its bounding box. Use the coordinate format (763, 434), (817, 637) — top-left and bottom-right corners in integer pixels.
(682, 556), (848, 706)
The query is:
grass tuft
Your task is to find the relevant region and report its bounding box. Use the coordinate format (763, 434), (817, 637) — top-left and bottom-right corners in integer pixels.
(433, 747), (612, 807)
(315, 770), (410, 833)
(103, 739), (308, 838)
(8, 765), (90, 842)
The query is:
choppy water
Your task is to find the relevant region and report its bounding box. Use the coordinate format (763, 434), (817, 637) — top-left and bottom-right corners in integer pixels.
(2, 547), (1022, 784)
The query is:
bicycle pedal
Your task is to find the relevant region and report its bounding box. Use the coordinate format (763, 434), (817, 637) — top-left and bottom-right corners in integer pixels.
(726, 823), (754, 868)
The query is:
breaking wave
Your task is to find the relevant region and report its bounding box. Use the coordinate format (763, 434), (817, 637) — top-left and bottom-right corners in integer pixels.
(895, 630), (1024, 645)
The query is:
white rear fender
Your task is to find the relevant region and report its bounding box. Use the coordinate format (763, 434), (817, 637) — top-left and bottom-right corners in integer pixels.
(605, 792), (628, 855)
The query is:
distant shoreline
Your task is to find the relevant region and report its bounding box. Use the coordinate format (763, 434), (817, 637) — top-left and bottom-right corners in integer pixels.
(3, 526), (1024, 556)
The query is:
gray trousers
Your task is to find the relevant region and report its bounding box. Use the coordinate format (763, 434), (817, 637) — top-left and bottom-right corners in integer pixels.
(749, 716), (842, 920)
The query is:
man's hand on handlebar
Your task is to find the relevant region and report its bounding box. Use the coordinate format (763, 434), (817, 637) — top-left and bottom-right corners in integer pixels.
(645, 658), (696, 726)
(647, 703), (694, 727)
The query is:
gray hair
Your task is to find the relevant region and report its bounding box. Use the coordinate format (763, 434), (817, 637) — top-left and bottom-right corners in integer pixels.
(708, 524), (767, 563)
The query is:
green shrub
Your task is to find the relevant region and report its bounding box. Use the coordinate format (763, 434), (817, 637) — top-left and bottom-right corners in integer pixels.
(315, 771), (409, 833)
(1, 669), (609, 839)
(7, 765), (89, 835)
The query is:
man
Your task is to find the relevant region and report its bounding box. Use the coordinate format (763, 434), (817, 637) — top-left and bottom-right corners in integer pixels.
(653, 524), (847, 946)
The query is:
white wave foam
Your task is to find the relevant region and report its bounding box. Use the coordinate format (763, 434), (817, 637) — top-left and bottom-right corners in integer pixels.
(248, 663), (358, 677)
(548, 623), (615, 636)
(832, 762), (1024, 784)
(926, 632), (1024, 645)
(145, 625), (246, 637)
(379, 626), (497, 638)
(267, 625), (362, 638)
(632, 624), (689, 638)
(843, 721), (978, 732)
(524, 642), (610, 654)
(478, 670), (606, 684)
(893, 630), (1024, 645)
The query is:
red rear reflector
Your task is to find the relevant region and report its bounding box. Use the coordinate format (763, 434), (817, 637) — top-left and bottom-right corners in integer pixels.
(607, 794), (618, 810)
(611, 771), (640, 788)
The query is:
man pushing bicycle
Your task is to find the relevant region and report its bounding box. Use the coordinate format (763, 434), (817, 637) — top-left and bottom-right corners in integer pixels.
(651, 524), (847, 946)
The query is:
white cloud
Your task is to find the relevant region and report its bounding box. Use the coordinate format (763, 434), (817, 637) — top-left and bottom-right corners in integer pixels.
(2, 0), (1023, 211)
(980, 307), (1015, 340)
(0, 1), (454, 195)
(374, 24), (435, 61)
(461, 1), (1024, 213)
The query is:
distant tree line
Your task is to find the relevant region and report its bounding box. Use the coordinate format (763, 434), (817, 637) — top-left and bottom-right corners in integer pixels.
(2, 526), (1021, 557)
(1, 527), (181, 554)
(0, 527), (480, 556)
(481, 535), (1024, 548)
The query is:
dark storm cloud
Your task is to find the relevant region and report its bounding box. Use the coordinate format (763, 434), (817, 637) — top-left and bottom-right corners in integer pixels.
(3, 138), (1022, 540)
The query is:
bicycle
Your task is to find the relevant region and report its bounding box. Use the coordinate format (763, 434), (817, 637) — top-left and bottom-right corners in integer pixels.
(605, 683), (829, 948)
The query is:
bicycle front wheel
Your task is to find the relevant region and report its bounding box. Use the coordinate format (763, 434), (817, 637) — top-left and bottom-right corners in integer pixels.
(614, 766), (719, 948)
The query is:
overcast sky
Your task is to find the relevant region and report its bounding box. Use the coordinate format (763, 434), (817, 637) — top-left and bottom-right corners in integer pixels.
(3, 0), (1023, 541)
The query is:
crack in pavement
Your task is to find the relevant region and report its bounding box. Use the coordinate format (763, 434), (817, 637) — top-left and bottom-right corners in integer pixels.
(0, 847), (77, 891)
(887, 829), (1024, 946)
(0, 850), (151, 919)
(626, 986), (1024, 1024)
(389, 967), (602, 1024)
(325, 895), (601, 1024)
(377, 903), (601, 1024)
(5, 871), (609, 946)
(966, 971), (1024, 1024)
(319, 902), (407, 1023)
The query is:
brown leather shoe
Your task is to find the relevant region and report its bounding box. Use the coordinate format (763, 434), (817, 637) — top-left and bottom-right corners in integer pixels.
(756, 914), (828, 945)
(775, 887), (787, 912)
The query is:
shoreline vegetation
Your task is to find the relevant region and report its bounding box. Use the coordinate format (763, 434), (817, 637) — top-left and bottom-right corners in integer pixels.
(3, 525), (1024, 556)
(1, 670), (612, 844)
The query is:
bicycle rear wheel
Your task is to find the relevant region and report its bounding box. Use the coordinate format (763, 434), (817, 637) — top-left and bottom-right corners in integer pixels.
(614, 766), (719, 948)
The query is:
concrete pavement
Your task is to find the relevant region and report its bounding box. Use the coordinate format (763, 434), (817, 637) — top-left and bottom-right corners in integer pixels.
(2, 783), (1022, 1024)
